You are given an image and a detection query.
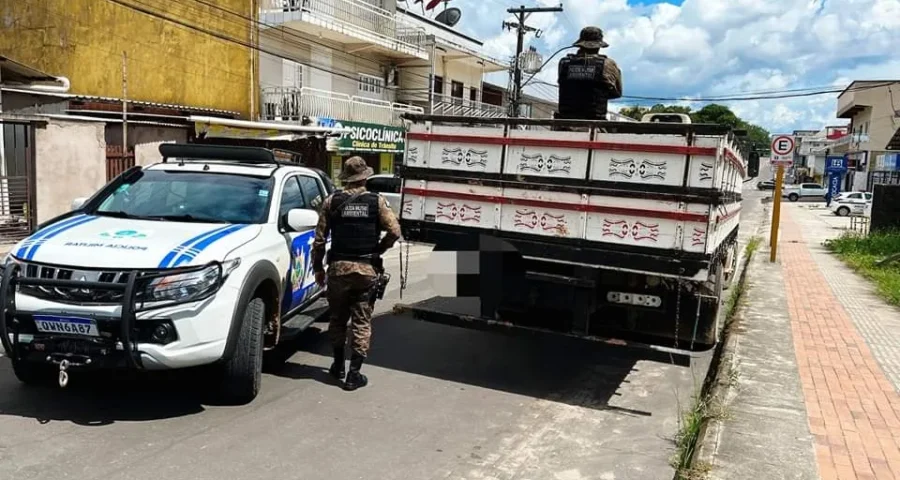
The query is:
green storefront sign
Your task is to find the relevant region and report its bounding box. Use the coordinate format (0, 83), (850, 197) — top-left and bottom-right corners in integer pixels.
(335, 120), (405, 153)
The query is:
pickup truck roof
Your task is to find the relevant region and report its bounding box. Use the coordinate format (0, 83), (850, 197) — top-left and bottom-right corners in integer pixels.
(154, 143), (321, 178)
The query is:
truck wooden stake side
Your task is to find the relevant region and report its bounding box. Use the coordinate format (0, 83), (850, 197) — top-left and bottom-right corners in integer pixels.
(396, 114), (752, 354)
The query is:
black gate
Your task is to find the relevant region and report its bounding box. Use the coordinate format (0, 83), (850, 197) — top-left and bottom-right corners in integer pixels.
(1, 122), (38, 245)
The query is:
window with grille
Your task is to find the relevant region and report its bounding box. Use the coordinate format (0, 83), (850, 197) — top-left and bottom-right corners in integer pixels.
(358, 73), (384, 95)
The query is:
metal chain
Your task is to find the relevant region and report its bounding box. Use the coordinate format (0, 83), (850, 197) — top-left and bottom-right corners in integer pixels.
(399, 240), (410, 300)
(673, 280), (682, 351)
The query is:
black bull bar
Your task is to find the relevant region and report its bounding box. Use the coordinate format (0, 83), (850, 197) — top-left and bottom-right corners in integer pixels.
(0, 262), (219, 371)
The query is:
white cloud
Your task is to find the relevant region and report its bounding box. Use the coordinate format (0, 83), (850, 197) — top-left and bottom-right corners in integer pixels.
(451, 0), (900, 131)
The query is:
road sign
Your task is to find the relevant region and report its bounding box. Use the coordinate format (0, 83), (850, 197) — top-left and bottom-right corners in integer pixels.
(770, 134), (795, 166)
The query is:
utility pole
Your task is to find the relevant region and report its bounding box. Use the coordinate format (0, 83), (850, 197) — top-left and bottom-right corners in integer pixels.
(503, 4), (562, 117)
(122, 51), (128, 162)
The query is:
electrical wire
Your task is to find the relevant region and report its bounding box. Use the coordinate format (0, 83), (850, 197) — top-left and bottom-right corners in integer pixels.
(177, 0), (440, 85)
(522, 79), (900, 103)
(110, 0), (439, 91)
(103, 0), (900, 107)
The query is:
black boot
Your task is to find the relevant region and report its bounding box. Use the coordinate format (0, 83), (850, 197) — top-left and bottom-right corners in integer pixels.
(329, 347), (345, 381)
(343, 353), (368, 391)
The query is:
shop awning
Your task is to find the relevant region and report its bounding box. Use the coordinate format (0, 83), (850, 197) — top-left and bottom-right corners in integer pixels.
(191, 116), (350, 143)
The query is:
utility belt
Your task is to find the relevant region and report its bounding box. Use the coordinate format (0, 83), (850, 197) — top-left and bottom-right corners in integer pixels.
(326, 252), (390, 305)
(327, 252), (383, 269)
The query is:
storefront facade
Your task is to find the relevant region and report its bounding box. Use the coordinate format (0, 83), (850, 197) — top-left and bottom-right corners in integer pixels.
(313, 118), (405, 186)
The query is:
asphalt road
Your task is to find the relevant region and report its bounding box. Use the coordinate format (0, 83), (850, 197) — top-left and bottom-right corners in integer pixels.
(0, 185), (771, 480)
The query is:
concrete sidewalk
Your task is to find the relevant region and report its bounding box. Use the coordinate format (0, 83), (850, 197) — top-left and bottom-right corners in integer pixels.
(700, 202), (900, 480)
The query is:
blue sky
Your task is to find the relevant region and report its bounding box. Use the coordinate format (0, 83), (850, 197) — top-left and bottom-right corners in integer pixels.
(405, 0), (900, 132)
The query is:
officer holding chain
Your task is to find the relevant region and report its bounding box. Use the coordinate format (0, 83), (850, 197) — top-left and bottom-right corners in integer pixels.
(557, 26), (623, 120)
(312, 157), (401, 391)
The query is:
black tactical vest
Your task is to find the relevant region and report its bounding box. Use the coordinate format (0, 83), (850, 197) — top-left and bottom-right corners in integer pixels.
(327, 191), (380, 263)
(557, 54), (611, 120)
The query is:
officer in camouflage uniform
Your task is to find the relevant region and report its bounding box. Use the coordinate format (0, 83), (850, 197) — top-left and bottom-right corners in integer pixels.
(312, 156), (401, 391)
(557, 26), (623, 120)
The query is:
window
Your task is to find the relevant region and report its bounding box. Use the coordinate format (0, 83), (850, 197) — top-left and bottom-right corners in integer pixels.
(451, 80), (463, 99)
(366, 175), (400, 194)
(433, 75), (444, 97)
(358, 73), (384, 95)
(865, 193), (873, 201)
(802, 183), (822, 189)
(279, 176), (306, 217)
(94, 170), (274, 224)
(298, 175), (324, 210)
(470, 87), (478, 102)
(846, 193), (862, 199)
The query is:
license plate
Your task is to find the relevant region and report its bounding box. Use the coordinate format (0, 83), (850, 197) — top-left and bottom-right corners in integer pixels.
(33, 315), (100, 337)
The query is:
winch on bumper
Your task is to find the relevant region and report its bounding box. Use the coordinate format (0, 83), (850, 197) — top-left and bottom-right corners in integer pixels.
(0, 261), (226, 388)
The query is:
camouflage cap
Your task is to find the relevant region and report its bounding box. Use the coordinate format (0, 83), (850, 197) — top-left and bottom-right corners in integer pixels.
(574, 26), (609, 49)
(338, 156), (374, 183)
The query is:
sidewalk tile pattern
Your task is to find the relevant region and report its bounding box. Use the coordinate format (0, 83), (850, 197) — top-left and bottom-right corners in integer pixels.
(781, 208), (900, 480)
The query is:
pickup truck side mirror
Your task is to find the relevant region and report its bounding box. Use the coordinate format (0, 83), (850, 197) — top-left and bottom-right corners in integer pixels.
(71, 197), (88, 210)
(286, 208), (319, 232)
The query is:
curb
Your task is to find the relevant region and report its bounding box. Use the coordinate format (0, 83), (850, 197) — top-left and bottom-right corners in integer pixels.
(686, 199), (771, 476)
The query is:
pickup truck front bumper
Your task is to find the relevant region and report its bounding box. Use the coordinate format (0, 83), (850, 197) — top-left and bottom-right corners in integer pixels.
(0, 262), (222, 376)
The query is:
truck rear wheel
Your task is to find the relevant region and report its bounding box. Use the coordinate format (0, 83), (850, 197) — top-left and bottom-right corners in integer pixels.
(217, 297), (265, 405)
(788, 193), (799, 202)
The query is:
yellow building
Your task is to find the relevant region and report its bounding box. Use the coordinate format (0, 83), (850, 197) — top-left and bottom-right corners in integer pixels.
(0, 0), (258, 118)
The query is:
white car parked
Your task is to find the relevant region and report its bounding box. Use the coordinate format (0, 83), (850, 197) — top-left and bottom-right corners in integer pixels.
(831, 191), (873, 216)
(1, 143), (334, 404)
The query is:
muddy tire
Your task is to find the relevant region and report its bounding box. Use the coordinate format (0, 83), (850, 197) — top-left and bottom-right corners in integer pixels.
(217, 297), (265, 405)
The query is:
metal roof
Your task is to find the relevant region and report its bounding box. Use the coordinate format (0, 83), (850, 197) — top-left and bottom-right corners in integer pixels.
(887, 127), (900, 151)
(68, 94), (240, 117)
(0, 56), (58, 84)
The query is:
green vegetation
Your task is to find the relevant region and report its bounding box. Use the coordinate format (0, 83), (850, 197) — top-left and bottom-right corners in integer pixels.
(671, 236), (763, 480)
(824, 231), (900, 306)
(618, 103), (771, 151)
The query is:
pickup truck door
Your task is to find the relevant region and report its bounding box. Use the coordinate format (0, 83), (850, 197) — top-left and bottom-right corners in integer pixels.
(801, 183), (826, 197)
(278, 173), (329, 315)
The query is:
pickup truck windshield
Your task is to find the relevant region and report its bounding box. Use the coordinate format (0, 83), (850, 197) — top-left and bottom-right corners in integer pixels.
(93, 170), (274, 224)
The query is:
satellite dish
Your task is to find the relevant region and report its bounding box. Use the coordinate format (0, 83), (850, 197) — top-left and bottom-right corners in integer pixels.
(434, 7), (461, 26)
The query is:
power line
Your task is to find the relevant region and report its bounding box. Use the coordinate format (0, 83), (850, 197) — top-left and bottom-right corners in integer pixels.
(527, 80), (900, 102)
(175, 0), (437, 84)
(108, 0), (436, 93)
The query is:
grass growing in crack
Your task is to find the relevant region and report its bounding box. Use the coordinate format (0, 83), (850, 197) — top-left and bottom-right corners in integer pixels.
(671, 235), (762, 480)
(824, 230), (900, 306)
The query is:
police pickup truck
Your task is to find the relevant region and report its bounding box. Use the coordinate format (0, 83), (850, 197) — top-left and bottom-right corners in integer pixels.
(1, 144), (333, 404)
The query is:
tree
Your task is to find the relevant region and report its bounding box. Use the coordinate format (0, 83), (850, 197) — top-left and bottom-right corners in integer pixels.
(617, 103), (771, 150)
(618, 103), (692, 120)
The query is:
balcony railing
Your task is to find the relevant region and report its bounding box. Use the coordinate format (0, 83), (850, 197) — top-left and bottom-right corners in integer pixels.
(260, 0), (428, 58)
(431, 94), (506, 118)
(261, 86), (423, 126)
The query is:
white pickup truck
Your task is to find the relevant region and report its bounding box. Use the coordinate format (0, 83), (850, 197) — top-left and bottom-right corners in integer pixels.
(782, 182), (827, 201)
(1, 143), (334, 404)
(397, 113), (753, 353)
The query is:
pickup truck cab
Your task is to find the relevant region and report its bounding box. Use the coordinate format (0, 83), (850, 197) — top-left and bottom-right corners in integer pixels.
(365, 173), (402, 217)
(831, 191), (873, 216)
(1, 144), (332, 404)
(783, 183), (827, 201)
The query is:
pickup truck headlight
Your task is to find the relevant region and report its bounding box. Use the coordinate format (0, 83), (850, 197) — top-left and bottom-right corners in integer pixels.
(145, 262), (229, 303)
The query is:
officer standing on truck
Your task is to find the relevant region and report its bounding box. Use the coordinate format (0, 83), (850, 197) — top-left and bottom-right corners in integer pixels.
(556, 26), (623, 120)
(312, 156), (401, 391)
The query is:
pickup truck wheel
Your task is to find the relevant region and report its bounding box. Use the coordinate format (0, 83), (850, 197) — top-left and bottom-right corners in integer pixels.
(788, 193), (799, 202)
(837, 206), (850, 217)
(217, 297), (265, 405)
(12, 359), (55, 386)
